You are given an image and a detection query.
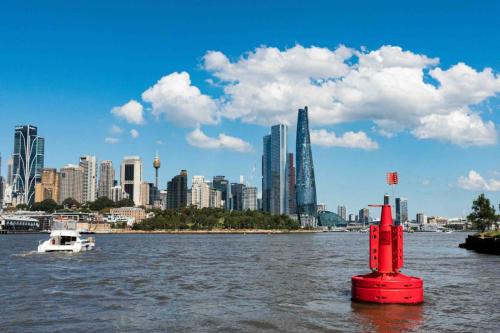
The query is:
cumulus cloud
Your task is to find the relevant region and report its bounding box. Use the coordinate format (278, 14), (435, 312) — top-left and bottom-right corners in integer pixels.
(105, 137), (119, 144)
(130, 129), (139, 139)
(186, 128), (252, 152)
(310, 129), (379, 150)
(111, 100), (145, 125)
(457, 170), (500, 191)
(142, 72), (219, 127)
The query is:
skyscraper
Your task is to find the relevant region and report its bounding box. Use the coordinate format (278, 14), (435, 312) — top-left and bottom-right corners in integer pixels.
(12, 125), (45, 206)
(209, 189), (222, 208)
(213, 175), (231, 210)
(296, 107), (317, 222)
(287, 153), (297, 215)
(243, 186), (257, 211)
(167, 170), (188, 209)
(7, 155), (13, 186)
(337, 205), (347, 220)
(120, 156), (142, 206)
(191, 176), (210, 208)
(98, 160), (115, 198)
(35, 168), (60, 203)
(395, 198), (409, 226)
(231, 182), (246, 211)
(262, 124), (288, 215)
(359, 208), (370, 225)
(59, 164), (84, 204)
(79, 155), (97, 203)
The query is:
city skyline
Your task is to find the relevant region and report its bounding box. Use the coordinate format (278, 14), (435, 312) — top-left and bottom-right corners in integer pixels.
(1, 1), (499, 218)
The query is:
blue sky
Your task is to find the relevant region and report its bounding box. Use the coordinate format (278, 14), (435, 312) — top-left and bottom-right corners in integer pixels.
(1, 0), (499, 218)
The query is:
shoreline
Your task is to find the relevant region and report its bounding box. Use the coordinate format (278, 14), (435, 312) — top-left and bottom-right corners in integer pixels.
(109, 229), (322, 235)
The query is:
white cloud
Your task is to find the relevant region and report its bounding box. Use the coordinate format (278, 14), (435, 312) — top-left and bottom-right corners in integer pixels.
(310, 129), (379, 150)
(458, 170), (500, 191)
(186, 128), (252, 152)
(104, 137), (119, 144)
(156, 140), (165, 145)
(110, 124), (123, 135)
(142, 72), (218, 127)
(130, 129), (139, 139)
(111, 100), (145, 125)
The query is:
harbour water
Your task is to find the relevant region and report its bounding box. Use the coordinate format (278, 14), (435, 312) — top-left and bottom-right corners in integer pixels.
(1, 232), (499, 332)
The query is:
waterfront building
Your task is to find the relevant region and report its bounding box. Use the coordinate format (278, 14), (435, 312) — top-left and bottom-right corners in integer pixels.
(337, 205), (347, 220)
(348, 213), (356, 222)
(213, 175), (231, 210)
(34, 168), (60, 203)
(242, 186), (257, 211)
(0, 215), (40, 231)
(191, 176), (210, 208)
(295, 107), (317, 223)
(287, 153), (297, 214)
(231, 182), (246, 211)
(59, 164), (84, 204)
(11, 125), (45, 206)
(98, 160), (115, 199)
(120, 156), (142, 206)
(167, 170), (188, 209)
(79, 156), (97, 203)
(318, 211), (348, 228)
(416, 213), (427, 225)
(395, 198), (409, 226)
(109, 207), (146, 223)
(262, 124), (289, 215)
(110, 185), (128, 202)
(359, 208), (370, 225)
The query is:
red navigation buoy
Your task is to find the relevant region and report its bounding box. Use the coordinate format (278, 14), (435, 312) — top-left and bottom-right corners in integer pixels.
(351, 195), (424, 304)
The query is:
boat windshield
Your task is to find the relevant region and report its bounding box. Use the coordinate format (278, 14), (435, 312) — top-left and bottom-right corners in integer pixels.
(52, 220), (77, 231)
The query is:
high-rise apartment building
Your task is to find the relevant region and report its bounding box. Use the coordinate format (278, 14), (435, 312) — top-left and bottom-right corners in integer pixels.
(59, 164), (84, 204)
(191, 176), (210, 208)
(213, 175), (231, 210)
(296, 107), (317, 222)
(209, 189), (222, 208)
(120, 156), (142, 206)
(416, 213), (427, 225)
(79, 155), (97, 203)
(337, 205), (347, 220)
(262, 124), (288, 215)
(395, 198), (409, 226)
(167, 170), (188, 209)
(11, 125), (45, 206)
(98, 160), (115, 199)
(242, 186), (257, 211)
(110, 185), (128, 202)
(359, 208), (370, 225)
(35, 168), (60, 203)
(231, 182), (246, 211)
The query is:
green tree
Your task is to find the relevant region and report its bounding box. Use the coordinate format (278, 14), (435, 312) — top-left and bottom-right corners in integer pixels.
(88, 197), (115, 211)
(62, 197), (81, 209)
(467, 194), (496, 232)
(31, 199), (59, 212)
(115, 198), (135, 207)
(16, 203), (29, 210)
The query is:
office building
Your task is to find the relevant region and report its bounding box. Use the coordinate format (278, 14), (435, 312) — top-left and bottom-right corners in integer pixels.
(7, 155), (13, 186)
(167, 170), (188, 209)
(79, 155), (97, 203)
(209, 188), (222, 208)
(395, 198), (409, 226)
(231, 182), (246, 211)
(243, 186), (257, 211)
(287, 153), (297, 214)
(120, 156), (142, 206)
(337, 205), (347, 220)
(140, 181), (151, 207)
(359, 208), (370, 225)
(213, 175), (231, 210)
(98, 160), (115, 199)
(317, 203), (327, 213)
(348, 213), (356, 222)
(416, 213), (427, 225)
(11, 125), (45, 206)
(35, 168), (60, 203)
(110, 185), (128, 202)
(262, 124), (288, 215)
(59, 164), (84, 204)
(191, 176), (210, 208)
(296, 107), (317, 222)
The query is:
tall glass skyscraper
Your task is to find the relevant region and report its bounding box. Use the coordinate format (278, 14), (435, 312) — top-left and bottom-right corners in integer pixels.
(395, 197), (408, 226)
(262, 124), (288, 215)
(296, 107), (317, 220)
(12, 125), (45, 206)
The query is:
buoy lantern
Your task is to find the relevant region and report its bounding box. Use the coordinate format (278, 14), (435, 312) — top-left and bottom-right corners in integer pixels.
(351, 195), (424, 304)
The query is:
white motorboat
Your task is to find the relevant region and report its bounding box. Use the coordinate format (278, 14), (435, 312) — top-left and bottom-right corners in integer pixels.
(38, 221), (95, 253)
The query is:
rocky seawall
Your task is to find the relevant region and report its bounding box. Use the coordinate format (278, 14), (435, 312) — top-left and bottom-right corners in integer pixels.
(459, 235), (500, 255)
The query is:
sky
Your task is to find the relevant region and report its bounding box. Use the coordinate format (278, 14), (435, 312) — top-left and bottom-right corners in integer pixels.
(1, 0), (499, 218)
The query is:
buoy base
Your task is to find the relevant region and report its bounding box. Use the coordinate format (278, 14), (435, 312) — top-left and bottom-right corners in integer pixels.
(352, 272), (424, 304)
